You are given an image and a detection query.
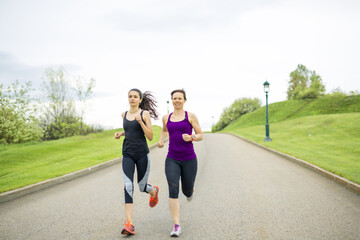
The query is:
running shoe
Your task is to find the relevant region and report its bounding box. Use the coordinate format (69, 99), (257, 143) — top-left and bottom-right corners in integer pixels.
(170, 224), (181, 237)
(121, 219), (135, 235)
(149, 186), (159, 208)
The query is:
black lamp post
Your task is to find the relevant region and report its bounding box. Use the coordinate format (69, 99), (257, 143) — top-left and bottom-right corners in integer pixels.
(263, 81), (272, 142)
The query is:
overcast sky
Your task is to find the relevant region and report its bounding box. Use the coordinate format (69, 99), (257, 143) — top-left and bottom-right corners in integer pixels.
(1, 0), (359, 130)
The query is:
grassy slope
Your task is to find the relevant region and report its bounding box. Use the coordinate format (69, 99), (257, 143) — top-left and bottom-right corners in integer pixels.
(0, 126), (161, 193)
(228, 94), (360, 129)
(222, 95), (360, 184)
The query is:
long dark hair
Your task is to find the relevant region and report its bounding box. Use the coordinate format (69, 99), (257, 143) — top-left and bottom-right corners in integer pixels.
(129, 88), (159, 120)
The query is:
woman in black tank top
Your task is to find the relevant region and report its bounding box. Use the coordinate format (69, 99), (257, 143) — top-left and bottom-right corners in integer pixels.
(113, 88), (159, 235)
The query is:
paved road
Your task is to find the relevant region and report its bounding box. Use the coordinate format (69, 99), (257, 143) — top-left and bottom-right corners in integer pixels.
(1, 133), (359, 240)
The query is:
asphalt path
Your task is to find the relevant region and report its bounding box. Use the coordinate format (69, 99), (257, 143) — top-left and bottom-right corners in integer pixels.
(1, 133), (359, 239)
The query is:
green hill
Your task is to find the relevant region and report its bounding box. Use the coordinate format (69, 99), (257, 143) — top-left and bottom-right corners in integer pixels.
(222, 94), (360, 185)
(226, 94), (360, 129)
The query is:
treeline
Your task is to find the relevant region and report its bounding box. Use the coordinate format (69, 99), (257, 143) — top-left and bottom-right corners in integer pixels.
(0, 66), (103, 144)
(212, 97), (262, 132)
(212, 64), (358, 132)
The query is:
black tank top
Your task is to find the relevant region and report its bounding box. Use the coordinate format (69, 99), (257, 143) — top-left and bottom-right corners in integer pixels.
(122, 110), (149, 158)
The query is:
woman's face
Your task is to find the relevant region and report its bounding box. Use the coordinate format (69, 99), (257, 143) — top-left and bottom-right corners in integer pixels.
(171, 92), (186, 109)
(128, 91), (142, 107)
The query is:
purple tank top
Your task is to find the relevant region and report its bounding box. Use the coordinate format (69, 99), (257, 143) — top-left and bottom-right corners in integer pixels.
(167, 111), (197, 161)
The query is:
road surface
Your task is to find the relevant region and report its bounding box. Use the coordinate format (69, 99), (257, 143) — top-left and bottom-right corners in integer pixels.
(1, 133), (359, 239)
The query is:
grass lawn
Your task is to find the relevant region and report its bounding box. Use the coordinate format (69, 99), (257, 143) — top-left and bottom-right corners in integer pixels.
(227, 94), (360, 129)
(0, 126), (162, 193)
(223, 113), (360, 184)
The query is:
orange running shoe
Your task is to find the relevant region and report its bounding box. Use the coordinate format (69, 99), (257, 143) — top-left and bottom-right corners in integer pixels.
(121, 219), (135, 235)
(149, 186), (159, 208)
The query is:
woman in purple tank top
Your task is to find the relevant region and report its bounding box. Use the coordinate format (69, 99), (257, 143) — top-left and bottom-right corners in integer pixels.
(158, 89), (203, 237)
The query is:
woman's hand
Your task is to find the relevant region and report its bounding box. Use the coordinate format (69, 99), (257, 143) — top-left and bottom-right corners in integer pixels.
(135, 114), (142, 123)
(182, 134), (193, 142)
(114, 132), (124, 139)
(157, 140), (164, 148)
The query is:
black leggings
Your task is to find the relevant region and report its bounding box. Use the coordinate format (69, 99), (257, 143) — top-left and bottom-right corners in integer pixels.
(165, 157), (197, 199)
(122, 154), (152, 204)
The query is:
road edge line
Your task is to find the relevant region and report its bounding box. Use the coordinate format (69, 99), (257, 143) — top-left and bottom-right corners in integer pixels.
(222, 132), (360, 195)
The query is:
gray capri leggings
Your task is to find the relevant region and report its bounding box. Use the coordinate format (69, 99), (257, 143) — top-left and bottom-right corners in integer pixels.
(122, 154), (152, 203)
(165, 157), (197, 199)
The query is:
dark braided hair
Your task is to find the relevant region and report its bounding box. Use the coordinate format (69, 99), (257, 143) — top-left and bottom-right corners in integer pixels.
(129, 88), (159, 120)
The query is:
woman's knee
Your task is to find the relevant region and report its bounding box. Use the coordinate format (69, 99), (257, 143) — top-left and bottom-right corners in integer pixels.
(124, 181), (133, 192)
(168, 181), (179, 198)
(182, 185), (194, 198)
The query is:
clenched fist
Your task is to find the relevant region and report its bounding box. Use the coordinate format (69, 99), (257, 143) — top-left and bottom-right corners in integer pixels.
(114, 132), (124, 139)
(135, 114), (142, 123)
(157, 140), (164, 148)
(182, 134), (192, 142)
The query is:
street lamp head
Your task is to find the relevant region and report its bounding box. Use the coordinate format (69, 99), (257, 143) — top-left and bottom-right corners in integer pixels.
(263, 81), (270, 93)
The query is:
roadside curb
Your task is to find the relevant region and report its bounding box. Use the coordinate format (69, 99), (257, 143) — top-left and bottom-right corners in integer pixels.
(0, 142), (160, 204)
(222, 132), (360, 195)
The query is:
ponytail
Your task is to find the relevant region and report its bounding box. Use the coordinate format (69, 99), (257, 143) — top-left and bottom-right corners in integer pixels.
(129, 88), (159, 120)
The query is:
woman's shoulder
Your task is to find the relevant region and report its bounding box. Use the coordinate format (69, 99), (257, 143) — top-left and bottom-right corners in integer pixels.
(187, 111), (197, 118)
(162, 114), (170, 122)
(121, 111), (126, 118)
(141, 109), (151, 118)
(187, 111), (199, 123)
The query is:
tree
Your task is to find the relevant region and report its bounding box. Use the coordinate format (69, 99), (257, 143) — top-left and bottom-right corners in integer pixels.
(73, 76), (96, 134)
(40, 66), (99, 140)
(41, 66), (79, 139)
(287, 64), (325, 100)
(212, 97), (261, 132)
(41, 66), (75, 121)
(0, 80), (43, 144)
